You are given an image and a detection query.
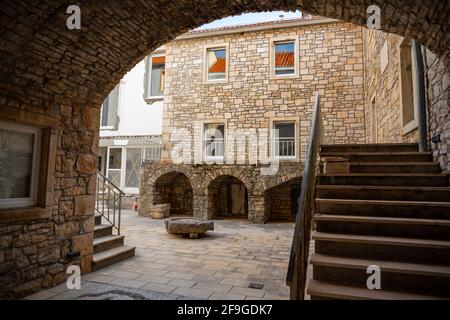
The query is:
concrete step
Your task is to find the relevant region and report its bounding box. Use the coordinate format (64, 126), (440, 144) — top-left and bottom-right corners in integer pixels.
(94, 224), (113, 239)
(310, 254), (450, 297)
(317, 173), (448, 187)
(313, 231), (450, 265)
(316, 198), (450, 219)
(320, 152), (432, 163)
(316, 185), (450, 202)
(92, 246), (135, 271)
(314, 214), (450, 240)
(320, 143), (419, 153)
(347, 162), (440, 174)
(93, 235), (124, 254)
(307, 279), (446, 300)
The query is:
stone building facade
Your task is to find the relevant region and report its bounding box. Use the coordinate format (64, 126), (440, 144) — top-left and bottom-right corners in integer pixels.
(140, 17), (367, 223)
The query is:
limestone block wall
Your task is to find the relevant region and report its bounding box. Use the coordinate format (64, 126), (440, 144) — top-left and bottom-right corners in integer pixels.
(363, 29), (419, 144)
(162, 20), (366, 162)
(424, 50), (450, 172)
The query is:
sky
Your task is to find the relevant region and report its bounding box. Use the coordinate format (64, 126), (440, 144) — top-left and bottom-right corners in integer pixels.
(197, 11), (303, 30)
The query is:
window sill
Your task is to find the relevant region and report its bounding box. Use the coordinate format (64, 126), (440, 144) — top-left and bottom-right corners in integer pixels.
(0, 206), (51, 223)
(270, 73), (299, 80)
(100, 126), (115, 131)
(144, 96), (164, 103)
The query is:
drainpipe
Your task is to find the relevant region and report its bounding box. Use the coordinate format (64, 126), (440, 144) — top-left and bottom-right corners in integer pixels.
(411, 39), (428, 152)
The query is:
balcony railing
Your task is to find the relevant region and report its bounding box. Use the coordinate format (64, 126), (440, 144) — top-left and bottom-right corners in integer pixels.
(274, 137), (296, 159)
(204, 139), (224, 161)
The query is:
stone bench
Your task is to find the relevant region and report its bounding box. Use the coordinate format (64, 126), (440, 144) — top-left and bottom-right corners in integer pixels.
(164, 217), (214, 239)
(149, 203), (171, 219)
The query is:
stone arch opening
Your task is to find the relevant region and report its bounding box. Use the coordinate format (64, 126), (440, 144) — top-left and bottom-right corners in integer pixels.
(264, 177), (302, 221)
(152, 172), (193, 216)
(208, 175), (248, 219)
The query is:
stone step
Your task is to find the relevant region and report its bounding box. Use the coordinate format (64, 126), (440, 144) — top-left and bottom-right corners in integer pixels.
(94, 224), (113, 239)
(92, 246), (136, 271)
(307, 280), (446, 300)
(320, 143), (419, 154)
(317, 173), (448, 187)
(316, 198), (450, 219)
(320, 152), (432, 163)
(310, 254), (450, 297)
(93, 235), (125, 254)
(347, 162), (440, 174)
(313, 232), (450, 265)
(316, 185), (450, 202)
(314, 214), (450, 240)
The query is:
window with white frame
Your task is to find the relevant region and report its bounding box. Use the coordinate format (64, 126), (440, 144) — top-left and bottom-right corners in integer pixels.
(0, 121), (41, 209)
(204, 123), (225, 161)
(107, 147), (122, 187)
(273, 121), (296, 159)
(271, 39), (298, 77)
(144, 145), (161, 161)
(145, 54), (165, 99)
(205, 47), (227, 82)
(100, 84), (120, 129)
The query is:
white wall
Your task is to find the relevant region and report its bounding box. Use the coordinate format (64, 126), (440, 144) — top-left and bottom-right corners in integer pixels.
(100, 60), (163, 137)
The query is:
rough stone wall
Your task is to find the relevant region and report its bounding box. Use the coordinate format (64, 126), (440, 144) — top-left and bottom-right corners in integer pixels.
(140, 162), (304, 223)
(424, 50), (450, 172)
(266, 178), (302, 221)
(363, 29), (419, 143)
(162, 21), (366, 161)
(208, 175), (247, 218)
(0, 105), (97, 299)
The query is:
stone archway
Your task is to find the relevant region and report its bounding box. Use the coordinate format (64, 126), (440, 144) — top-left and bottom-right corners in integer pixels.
(152, 172), (193, 216)
(0, 0), (449, 299)
(207, 175), (249, 219)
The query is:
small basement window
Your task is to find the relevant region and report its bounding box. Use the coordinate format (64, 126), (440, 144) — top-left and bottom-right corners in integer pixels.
(0, 121), (41, 209)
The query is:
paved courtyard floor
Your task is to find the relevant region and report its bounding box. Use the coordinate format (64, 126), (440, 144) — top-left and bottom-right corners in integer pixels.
(26, 210), (297, 300)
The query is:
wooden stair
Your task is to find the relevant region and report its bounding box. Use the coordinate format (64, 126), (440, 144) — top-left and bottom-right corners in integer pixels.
(92, 214), (135, 271)
(308, 143), (450, 299)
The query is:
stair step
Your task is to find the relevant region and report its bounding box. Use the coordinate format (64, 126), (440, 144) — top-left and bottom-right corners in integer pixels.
(93, 235), (124, 254)
(316, 198), (450, 219)
(94, 224), (113, 238)
(318, 173), (448, 187)
(92, 246), (136, 271)
(320, 143), (419, 153)
(307, 279), (446, 300)
(346, 162), (440, 173)
(317, 185), (450, 202)
(313, 231), (450, 265)
(320, 152), (432, 163)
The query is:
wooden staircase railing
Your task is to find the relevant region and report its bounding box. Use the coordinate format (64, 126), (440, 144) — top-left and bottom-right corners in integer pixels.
(95, 171), (125, 235)
(286, 92), (322, 299)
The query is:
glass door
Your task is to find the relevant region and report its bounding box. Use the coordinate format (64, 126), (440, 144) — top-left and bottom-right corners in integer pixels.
(125, 148), (142, 191)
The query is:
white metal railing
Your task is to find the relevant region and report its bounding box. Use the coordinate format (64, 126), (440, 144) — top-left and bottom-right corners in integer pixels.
(204, 139), (224, 160)
(144, 145), (161, 161)
(274, 137), (296, 159)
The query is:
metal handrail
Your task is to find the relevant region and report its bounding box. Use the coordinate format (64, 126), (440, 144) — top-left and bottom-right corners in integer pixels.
(286, 92), (322, 299)
(95, 171), (125, 235)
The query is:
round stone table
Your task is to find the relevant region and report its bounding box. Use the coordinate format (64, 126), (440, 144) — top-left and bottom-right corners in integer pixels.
(164, 217), (214, 239)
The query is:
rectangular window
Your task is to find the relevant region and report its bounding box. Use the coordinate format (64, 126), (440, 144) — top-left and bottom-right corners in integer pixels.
(206, 47), (227, 81)
(150, 55), (165, 97)
(101, 84), (120, 129)
(204, 123), (225, 160)
(144, 145), (161, 161)
(274, 41), (295, 75)
(0, 121), (41, 209)
(107, 147), (122, 187)
(273, 122), (296, 159)
(125, 148), (142, 188)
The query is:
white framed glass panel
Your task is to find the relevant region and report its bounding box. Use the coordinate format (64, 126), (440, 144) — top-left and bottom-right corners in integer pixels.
(274, 41), (295, 75)
(144, 145), (161, 161)
(0, 121), (41, 208)
(150, 55), (165, 97)
(207, 48), (226, 81)
(204, 123), (225, 160)
(125, 148), (142, 188)
(107, 147), (122, 186)
(273, 122), (296, 159)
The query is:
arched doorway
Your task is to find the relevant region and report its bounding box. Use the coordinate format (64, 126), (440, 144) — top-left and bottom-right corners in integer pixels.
(265, 177), (302, 221)
(208, 175), (248, 219)
(152, 172), (193, 216)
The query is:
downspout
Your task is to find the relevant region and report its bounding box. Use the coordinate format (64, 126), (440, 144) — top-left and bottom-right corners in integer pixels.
(411, 39), (427, 152)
